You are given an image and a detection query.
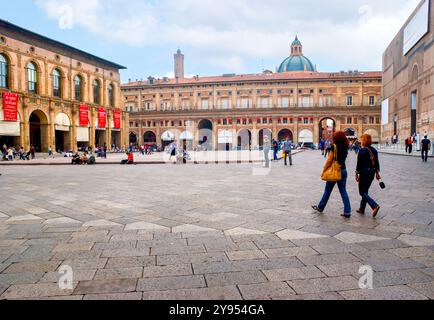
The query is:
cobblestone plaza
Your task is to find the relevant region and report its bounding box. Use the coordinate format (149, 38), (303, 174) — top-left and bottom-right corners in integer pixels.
(0, 151), (433, 300)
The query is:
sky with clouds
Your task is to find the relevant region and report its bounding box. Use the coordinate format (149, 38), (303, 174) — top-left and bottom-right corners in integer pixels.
(1, 0), (421, 82)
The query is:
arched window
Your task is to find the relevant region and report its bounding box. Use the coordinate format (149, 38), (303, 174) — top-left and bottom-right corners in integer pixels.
(27, 62), (38, 93)
(0, 54), (8, 88)
(412, 65), (419, 82)
(93, 79), (100, 104)
(52, 69), (61, 98)
(74, 75), (82, 101)
(108, 84), (114, 107)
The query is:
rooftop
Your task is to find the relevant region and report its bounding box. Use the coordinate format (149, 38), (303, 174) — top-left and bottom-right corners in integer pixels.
(122, 71), (382, 88)
(0, 19), (126, 70)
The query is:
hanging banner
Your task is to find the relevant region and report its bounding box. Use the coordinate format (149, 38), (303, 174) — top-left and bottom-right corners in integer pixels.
(113, 108), (121, 129)
(98, 107), (107, 129)
(79, 104), (89, 127)
(2, 92), (18, 122)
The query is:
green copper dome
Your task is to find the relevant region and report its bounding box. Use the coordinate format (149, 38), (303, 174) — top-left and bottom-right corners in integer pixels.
(278, 36), (316, 73)
(278, 55), (315, 72)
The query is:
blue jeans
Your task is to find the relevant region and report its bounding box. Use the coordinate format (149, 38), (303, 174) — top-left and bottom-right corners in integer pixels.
(264, 148), (270, 167)
(273, 149), (278, 161)
(318, 169), (352, 216)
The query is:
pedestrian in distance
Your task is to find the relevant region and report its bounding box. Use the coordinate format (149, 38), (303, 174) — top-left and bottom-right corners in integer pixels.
(312, 131), (352, 218)
(263, 135), (271, 168)
(356, 134), (381, 218)
(283, 137), (293, 166)
(272, 140), (279, 161)
(30, 145), (36, 160)
(48, 145), (53, 158)
(421, 135), (431, 163)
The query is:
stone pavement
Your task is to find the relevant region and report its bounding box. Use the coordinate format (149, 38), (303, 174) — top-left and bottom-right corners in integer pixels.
(0, 150), (433, 300)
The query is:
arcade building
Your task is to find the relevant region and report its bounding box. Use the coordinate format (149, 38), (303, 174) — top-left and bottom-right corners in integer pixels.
(122, 37), (382, 150)
(0, 19), (129, 153)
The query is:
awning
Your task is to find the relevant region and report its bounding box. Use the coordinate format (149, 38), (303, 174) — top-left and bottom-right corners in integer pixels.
(180, 131), (194, 141)
(161, 130), (175, 141)
(77, 127), (89, 142)
(55, 113), (71, 132)
(218, 130), (233, 144)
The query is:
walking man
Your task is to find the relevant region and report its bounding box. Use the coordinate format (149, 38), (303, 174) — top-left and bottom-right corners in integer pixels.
(421, 135), (431, 163)
(283, 137), (293, 166)
(272, 140), (278, 161)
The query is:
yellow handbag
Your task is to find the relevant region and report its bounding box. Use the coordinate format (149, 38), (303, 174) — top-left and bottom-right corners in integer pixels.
(321, 145), (342, 182)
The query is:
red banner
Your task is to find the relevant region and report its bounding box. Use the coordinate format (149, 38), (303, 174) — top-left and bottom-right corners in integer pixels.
(98, 107), (107, 129)
(2, 92), (18, 122)
(79, 104), (88, 127)
(113, 109), (121, 129)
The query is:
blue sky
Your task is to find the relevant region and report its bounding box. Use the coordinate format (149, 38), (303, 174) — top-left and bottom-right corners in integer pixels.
(1, 0), (420, 83)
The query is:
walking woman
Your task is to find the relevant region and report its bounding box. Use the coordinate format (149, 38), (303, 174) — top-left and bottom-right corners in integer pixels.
(312, 131), (352, 218)
(356, 134), (381, 218)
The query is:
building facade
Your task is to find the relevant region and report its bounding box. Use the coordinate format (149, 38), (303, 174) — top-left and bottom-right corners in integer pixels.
(122, 38), (382, 150)
(382, 0), (434, 142)
(0, 19), (129, 152)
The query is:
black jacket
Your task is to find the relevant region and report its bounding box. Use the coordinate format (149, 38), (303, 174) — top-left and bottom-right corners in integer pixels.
(357, 146), (380, 174)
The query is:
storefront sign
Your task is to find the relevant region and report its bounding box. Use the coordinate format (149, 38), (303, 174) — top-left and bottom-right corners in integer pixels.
(113, 108), (121, 129)
(79, 104), (89, 127)
(98, 107), (107, 129)
(2, 92), (18, 122)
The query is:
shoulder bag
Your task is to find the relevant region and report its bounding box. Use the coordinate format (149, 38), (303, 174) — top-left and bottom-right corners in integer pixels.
(321, 145), (342, 182)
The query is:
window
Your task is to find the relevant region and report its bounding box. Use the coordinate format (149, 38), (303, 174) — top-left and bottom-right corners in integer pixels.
(27, 62), (38, 93)
(108, 84), (114, 107)
(52, 69), (61, 98)
(369, 96), (375, 106)
(347, 117), (352, 124)
(74, 75), (82, 101)
(0, 54), (8, 88)
(369, 117), (374, 124)
(93, 80), (100, 104)
(304, 118), (309, 124)
(347, 96), (353, 106)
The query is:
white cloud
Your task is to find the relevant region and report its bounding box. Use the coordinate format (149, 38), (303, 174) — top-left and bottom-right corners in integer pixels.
(36, 0), (421, 73)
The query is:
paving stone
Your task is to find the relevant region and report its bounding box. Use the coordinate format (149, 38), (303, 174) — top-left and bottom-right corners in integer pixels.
(82, 220), (122, 228)
(334, 232), (389, 244)
(93, 241), (137, 251)
(317, 262), (365, 277)
(7, 214), (42, 222)
(262, 247), (318, 259)
(141, 286), (242, 300)
(0, 239), (27, 247)
(53, 243), (94, 252)
(172, 224), (218, 233)
(3, 261), (62, 273)
(277, 292), (345, 300)
(83, 292), (142, 300)
(287, 276), (360, 295)
(61, 258), (108, 270)
(362, 257), (426, 272)
(44, 217), (81, 225)
(276, 229), (329, 241)
(101, 248), (149, 258)
(157, 252), (228, 266)
(1, 283), (75, 299)
(205, 271), (267, 287)
(150, 245), (206, 256)
(412, 256), (434, 268)
(373, 269), (433, 287)
(358, 239), (410, 250)
(124, 222), (170, 232)
(339, 285), (429, 300)
(94, 267), (143, 280)
(253, 239), (295, 250)
(138, 275), (206, 292)
(110, 234), (153, 242)
(226, 250), (267, 261)
(40, 270), (97, 283)
(105, 256), (156, 269)
(298, 253), (360, 266)
(238, 282), (295, 299)
(263, 266), (326, 282)
(0, 272), (45, 286)
(52, 250), (103, 261)
(192, 257), (304, 274)
(142, 264), (193, 278)
(408, 281), (434, 299)
(224, 227), (266, 236)
(73, 279), (138, 295)
(389, 247), (433, 259)
(397, 234), (434, 247)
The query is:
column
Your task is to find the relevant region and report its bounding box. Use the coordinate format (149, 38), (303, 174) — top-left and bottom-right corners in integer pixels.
(213, 119), (218, 150)
(106, 111), (112, 149)
(313, 117), (319, 145)
(22, 102), (29, 149)
(71, 106), (77, 150)
(90, 108), (96, 148)
(293, 117), (299, 144)
(49, 105), (55, 151)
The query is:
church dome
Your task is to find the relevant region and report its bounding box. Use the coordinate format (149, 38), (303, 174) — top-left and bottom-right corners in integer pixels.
(278, 36), (316, 73)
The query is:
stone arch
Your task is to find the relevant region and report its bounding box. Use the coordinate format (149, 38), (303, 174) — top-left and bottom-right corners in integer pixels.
(129, 132), (138, 145)
(29, 108), (49, 152)
(144, 131), (157, 144)
(258, 128), (272, 149)
(198, 119), (213, 150)
(278, 129), (294, 142)
(319, 117), (336, 142)
(54, 112), (72, 152)
(237, 129), (252, 150)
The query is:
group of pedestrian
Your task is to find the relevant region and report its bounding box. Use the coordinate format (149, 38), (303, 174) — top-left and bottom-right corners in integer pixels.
(312, 131), (383, 219)
(2, 144), (35, 161)
(265, 137), (293, 168)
